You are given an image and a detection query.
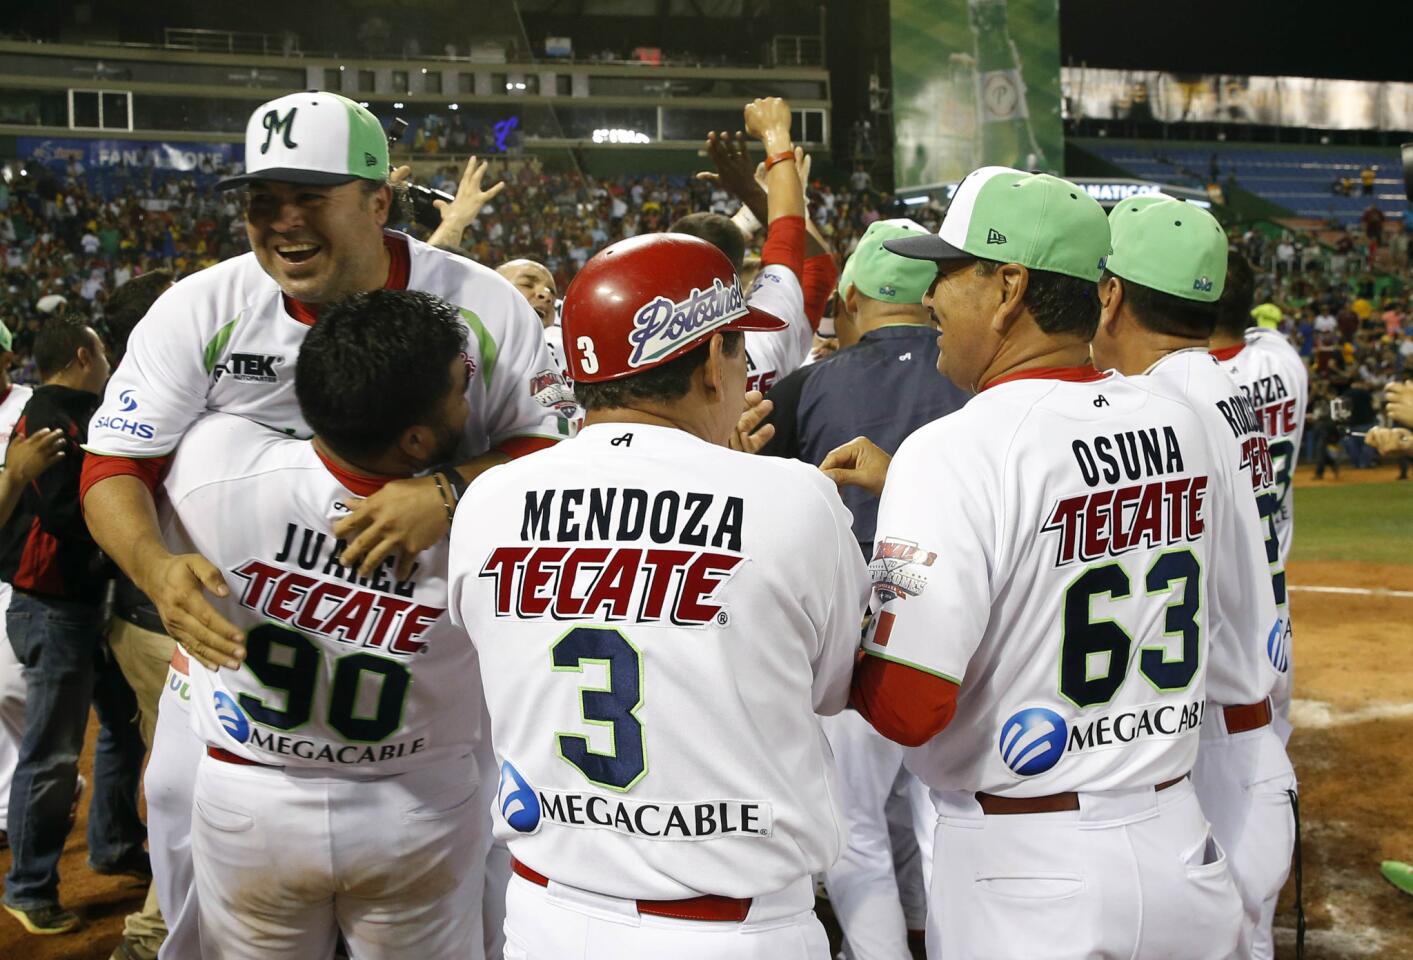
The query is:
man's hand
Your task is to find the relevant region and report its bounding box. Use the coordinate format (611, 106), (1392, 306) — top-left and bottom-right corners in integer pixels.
(1365, 426), (1413, 456)
(820, 436), (892, 496)
(6, 428), (66, 485)
(744, 97), (794, 152)
(729, 390), (775, 454)
(696, 132), (768, 224)
(753, 146), (812, 203)
(141, 553), (245, 671)
(334, 475), (447, 580)
(1385, 380), (1413, 428)
(810, 335), (840, 362)
(428, 156), (506, 250)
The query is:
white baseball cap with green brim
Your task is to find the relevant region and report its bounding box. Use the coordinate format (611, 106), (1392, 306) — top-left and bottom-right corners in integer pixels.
(884, 166), (1111, 283)
(216, 91), (389, 191)
(1104, 195), (1228, 303)
(839, 218), (937, 305)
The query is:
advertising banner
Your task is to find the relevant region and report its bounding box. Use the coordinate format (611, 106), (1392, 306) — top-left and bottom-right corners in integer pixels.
(891, 0), (1063, 189)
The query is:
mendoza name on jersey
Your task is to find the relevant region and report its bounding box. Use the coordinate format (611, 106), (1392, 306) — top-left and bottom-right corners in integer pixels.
(479, 487), (745, 625)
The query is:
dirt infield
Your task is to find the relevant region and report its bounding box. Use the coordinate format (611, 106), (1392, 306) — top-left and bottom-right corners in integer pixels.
(0, 468), (1409, 959)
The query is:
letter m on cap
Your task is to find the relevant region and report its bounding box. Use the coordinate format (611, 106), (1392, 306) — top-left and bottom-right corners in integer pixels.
(261, 108), (298, 154)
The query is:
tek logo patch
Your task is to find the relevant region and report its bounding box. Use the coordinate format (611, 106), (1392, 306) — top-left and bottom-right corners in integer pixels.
(986, 228), (1008, 245)
(213, 353), (285, 384)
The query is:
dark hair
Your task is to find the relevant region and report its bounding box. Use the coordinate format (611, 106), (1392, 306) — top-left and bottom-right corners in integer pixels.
(1100, 270), (1218, 339)
(975, 260), (1100, 338)
(1215, 249), (1256, 338)
(574, 332), (743, 411)
(106, 270), (173, 353)
(295, 289), (467, 461)
(35, 315), (98, 380)
(670, 213), (746, 270)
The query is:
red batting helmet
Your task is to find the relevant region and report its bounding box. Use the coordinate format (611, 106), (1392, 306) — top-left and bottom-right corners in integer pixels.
(561, 233), (787, 383)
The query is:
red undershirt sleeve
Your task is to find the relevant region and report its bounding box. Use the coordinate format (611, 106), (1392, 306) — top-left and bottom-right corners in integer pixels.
(80, 452), (171, 502)
(759, 214), (806, 281)
(851, 652), (960, 748)
(801, 253), (838, 332)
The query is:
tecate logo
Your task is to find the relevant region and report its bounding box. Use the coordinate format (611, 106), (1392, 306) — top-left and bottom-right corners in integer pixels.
(627, 278), (746, 368)
(499, 761), (542, 834)
(118, 389), (138, 412)
(999, 707), (1068, 777)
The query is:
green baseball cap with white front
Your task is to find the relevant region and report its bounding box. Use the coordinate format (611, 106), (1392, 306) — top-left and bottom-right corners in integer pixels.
(216, 91), (389, 191)
(885, 166), (1111, 283)
(1104, 195), (1227, 303)
(839, 218), (937, 305)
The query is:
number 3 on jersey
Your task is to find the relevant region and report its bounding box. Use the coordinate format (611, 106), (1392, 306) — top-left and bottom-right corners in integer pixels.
(552, 626), (646, 791)
(1059, 549), (1201, 708)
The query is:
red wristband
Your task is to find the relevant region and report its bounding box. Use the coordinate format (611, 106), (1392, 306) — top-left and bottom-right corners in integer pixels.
(763, 150), (796, 172)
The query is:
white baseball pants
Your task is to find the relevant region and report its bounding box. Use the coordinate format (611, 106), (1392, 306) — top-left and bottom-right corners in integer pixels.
(191, 751), (486, 960)
(502, 872), (829, 960)
(821, 709), (915, 959)
(926, 778), (1242, 959)
(146, 665), (203, 960)
(1192, 711), (1296, 960)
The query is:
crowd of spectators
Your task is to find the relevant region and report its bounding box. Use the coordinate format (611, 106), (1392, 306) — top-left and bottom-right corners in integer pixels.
(3, 152), (1407, 477)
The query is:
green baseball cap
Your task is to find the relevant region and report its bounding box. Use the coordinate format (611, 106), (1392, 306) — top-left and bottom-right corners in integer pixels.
(0, 321), (11, 353)
(217, 92), (389, 191)
(1104, 195), (1227, 303)
(885, 166), (1111, 283)
(839, 218), (936, 305)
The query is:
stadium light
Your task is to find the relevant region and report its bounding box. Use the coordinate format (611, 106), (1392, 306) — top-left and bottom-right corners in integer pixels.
(449, 103), (460, 111)
(592, 128), (651, 144)
(393, 102), (404, 109)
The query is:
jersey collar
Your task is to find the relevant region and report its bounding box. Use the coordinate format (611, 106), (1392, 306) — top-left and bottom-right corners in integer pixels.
(981, 363), (1108, 392)
(282, 232), (413, 327)
(314, 443), (394, 497)
(1209, 343), (1246, 361)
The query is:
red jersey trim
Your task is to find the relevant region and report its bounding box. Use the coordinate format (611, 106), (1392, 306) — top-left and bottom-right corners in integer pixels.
(497, 436), (558, 460)
(314, 446), (393, 498)
(1209, 343), (1246, 361)
(850, 652), (960, 748)
(80, 453), (171, 501)
(282, 233), (412, 327)
(981, 363), (1108, 392)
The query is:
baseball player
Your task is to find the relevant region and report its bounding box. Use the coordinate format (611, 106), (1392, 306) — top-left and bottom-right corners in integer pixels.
(672, 99), (816, 396)
(0, 319), (35, 846)
(448, 233), (871, 959)
(831, 168), (1242, 958)
(1092, 195), (1295, 960)
(1210, 251), (1308, 739)
(167, 290), (488, 959)
(79, 92), (566, 959)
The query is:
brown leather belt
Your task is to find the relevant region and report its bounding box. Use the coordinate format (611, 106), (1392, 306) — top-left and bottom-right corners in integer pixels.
(511, 857), (751, 922)
(206, 745), (277, 768)
(975, 774), (1187, 816)
(1221, 699), (1272, 735)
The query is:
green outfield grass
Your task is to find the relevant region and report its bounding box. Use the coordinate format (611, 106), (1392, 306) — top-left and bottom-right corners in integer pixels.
(1292, 478), (1413, 566)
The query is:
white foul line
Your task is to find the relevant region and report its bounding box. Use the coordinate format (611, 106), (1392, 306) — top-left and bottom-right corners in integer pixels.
(1289, 584), (1413, 599)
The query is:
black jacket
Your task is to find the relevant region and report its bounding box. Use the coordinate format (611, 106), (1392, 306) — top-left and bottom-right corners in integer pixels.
(0, 384), (110, 604)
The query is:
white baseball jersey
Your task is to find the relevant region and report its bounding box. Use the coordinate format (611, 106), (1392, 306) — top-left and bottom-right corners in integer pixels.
(448, 422), (869, 900)
(161, 413), (481, 778)
(1214, 329), (1309, 568)
(1141, 350), (1283, 706)
(744, 263), (812, 394)
(87, 230), (573, 460)
(863, 368), (1239, 796)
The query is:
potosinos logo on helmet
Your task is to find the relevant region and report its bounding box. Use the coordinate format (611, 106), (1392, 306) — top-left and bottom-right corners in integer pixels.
(626, 277), (748, 368)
